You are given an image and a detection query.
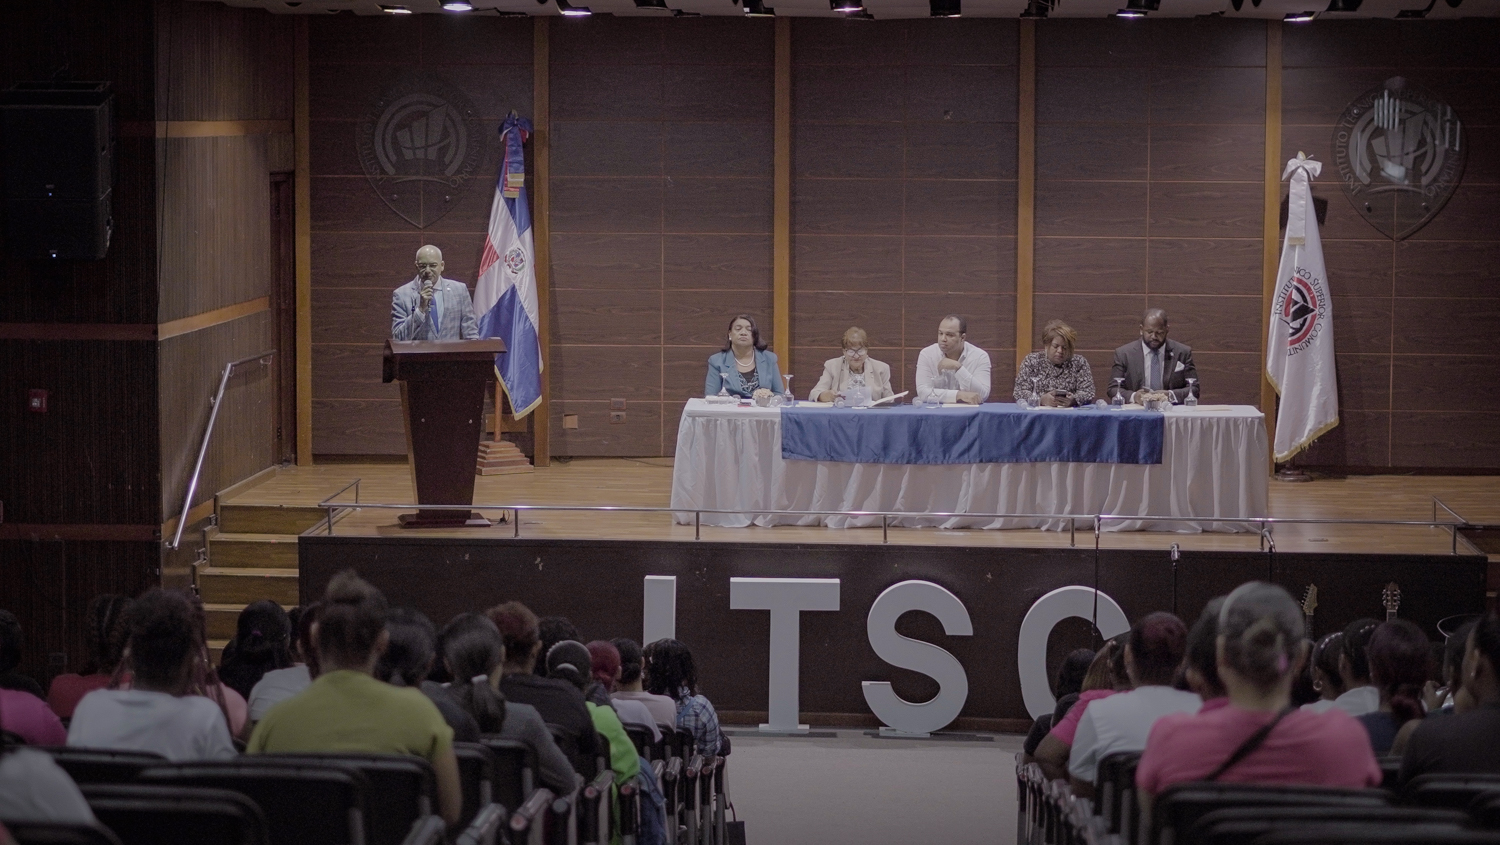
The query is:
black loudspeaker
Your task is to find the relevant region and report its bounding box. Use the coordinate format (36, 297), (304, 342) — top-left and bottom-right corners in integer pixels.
(1, 82), (114, 260)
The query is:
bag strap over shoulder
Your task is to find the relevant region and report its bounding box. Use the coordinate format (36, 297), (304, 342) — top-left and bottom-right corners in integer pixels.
(1204, 705), (1296, 782)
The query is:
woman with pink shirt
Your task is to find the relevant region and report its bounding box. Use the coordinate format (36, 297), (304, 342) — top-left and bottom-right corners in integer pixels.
(1034, 636), (1131, 781)
(1137, 582), (1381, 818)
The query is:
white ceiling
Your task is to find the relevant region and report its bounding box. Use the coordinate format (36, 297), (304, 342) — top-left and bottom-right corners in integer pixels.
(201, 0), (1500, 17)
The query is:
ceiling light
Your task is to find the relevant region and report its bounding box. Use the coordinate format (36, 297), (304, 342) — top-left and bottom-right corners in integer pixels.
(379, 4), (412, 12)
(743, 0), (775, 15)
(930, 0), (961, 15)
(555, 0), (593, 14)
(1114, 7), (1145, 15)
(830, 0), (863, 11)
(441, 0), (474, 8)
(1284, 9), (1315, 18)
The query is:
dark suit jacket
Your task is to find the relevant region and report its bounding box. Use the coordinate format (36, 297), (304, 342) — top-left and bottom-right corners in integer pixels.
(1108, 338), (1199, 403)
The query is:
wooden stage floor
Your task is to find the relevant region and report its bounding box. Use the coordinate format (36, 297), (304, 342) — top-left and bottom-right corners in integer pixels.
(225, 458), (1500, 557)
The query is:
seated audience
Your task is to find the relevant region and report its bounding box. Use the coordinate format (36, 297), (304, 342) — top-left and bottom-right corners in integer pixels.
(377, 607), (479, 743)
(68, 590), (236, 761)
(0, 738), (94, 824)
(1035, 636), (1130, 782)
(1183, 598), (1228, 706)
(48, 595), (133, 721)
(0, 612), (43, 699)
(1333, 619), (1381, 717)
(549, 641), (640, 788)
(610, 638), (677, 727)
(1014, 320), (1095, 407)
(248, 602), (318, 723)
(809, 327), (893, 404)
(489, 601), (600, 776)
(1107, 308), (1200, 405)
(1357, 619), (1430, 755)
(1022, 648), (1095, 762)
(704, 314), (785, 399)
(0, 687), (66, 746)
(644, 639), (721, 757)
(915, 315), (990, 405)
(1068, 613), (1198, 796)
(217, 600), (294, 700)
(438, 613), (578, 793)
(1431, 621), (1475, 714)
(1400, 611), (1500, 781)
(1301, 632), (1346, 713)
(587, 640), (660, 742)
(247, 571), (461, 828)
(1137, 582), (1380, 815)
(535, 616), (580, 677)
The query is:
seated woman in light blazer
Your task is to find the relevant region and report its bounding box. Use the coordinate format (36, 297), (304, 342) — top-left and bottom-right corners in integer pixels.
(809, 327), (893, 403)
(704, 314), (785, 398)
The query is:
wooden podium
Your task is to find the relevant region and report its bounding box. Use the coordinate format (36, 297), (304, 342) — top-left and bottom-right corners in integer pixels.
(383, 339), (508, 528)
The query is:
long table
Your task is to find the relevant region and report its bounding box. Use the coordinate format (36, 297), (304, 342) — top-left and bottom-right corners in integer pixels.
(669, 398), (1269, 533)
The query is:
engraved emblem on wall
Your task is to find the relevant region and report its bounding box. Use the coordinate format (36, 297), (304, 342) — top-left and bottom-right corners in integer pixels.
(356, 71), (487, 229)
(1332, 77), (1466, 241)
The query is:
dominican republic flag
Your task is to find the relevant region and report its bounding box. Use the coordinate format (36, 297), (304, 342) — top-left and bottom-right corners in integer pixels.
(1266, 154), (1338, 463)
(474, 114), (543, 419)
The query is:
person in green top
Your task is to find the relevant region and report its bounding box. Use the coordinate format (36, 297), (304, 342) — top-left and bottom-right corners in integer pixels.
(246, 570), (462, 828)
(545, 640), (640, 788)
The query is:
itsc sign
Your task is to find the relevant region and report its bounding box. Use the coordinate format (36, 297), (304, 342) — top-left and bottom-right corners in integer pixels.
(650, 576), (1127, 735)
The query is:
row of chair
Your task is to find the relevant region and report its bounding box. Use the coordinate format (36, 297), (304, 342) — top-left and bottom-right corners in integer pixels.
(622, 722), (732, 845)
(1017, 752), (1500, 845)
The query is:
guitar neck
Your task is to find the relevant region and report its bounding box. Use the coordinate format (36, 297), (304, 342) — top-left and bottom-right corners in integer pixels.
(1386, 609), (1397, 621)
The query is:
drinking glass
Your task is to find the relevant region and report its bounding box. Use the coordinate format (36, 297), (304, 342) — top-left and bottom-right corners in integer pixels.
(1110, 378), (1125, 408)
(717, 371), (731, 398)
(1183, 378), (1198, 408)
(781, 374), (795, 407)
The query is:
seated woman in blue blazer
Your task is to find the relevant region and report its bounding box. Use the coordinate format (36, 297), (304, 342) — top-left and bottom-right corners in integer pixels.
(704, 314), (785, 398)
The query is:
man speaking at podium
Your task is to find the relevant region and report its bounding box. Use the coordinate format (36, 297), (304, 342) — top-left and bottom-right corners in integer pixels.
(392, 245), (479, 341)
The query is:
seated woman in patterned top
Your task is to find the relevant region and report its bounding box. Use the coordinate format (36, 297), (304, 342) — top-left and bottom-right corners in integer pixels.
(1013, 320), (1095, 407)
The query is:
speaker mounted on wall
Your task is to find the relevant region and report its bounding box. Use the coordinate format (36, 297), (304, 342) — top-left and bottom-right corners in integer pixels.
(0, 81), (115, 261)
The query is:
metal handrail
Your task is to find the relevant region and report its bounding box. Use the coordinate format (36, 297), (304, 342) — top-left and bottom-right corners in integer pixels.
(313, 488), (1473, 552)
(168, 349), (276, 550)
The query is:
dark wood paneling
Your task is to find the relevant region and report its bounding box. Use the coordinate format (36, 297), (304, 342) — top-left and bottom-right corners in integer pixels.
(1148, 182), (1263, 239)
(1036, 123), (1150, 181)
(662, 290), (775, 348)
(312, 344), (400, 402)
(308, 13), (415, 64)
(665, 122), (774, 179)
(906, 123), (1018, 181)
(550, 290), (664, 346)
(1150, 67), (1266, 125)
(1035, 182), (1150, 238)
(1147, 19), (1266, 68)
(551, 121), (664, 178)
(792, 236), (904, 292)
(904, 237), (1017, 295)
(312, 233), (428, 289)
(1034, 238), (1147, 295)
(664, 235), (772, 291)
(422, 14), (534, 66)
(1295, 410), (1391, 468)
(1394, 241), (1500, 299)
(902, 294), (1015, 357)
(1390, 356), (1495, 413)
(905, 19), (1018, 66)
(1281, 21), (1397, 69)
(791, 18), (907, 66)
(664, 346), (720, 404)
(1392, 298), (1500, 356)
(1405, 185), (1500, 242)
(550, 346), (663, 401)
(313, 286), (410, 345)
(663, 178), (774, 234)
(1333, 353), (1392, 413)
(663, 64), (774, 123)
(552, 234), (664, 292)
(312, 398), (405, 455)
(1333, 296), (1394, 357)
(1036, 20), (1153, 68)
(1149, 125), (1266, 182)
(792, 179), (904, 236)
(1145, 295), (1261, 355)
(1187, 351), (1262, 408)
(789, 292), (905, 351)
(903, 65), (1018, 124)
(1035, 67), (1151, 124)
(1320, 240), (1393, 299)
(550, 400), (663, 457)
(550, 178), (665, 234)
(551, 65), (665, 122)
(1147, 239), (1263, 297)
(156, 0), (292, 121)
(792, 66), (905, 122)
(1390, 412), (1500, 469)
(1280, 67), (1397, 126)
(1031, 293), (1146, 352)
(904, 180), (1017, 238)
(794, 123), (907, 180)
(661, 18), (774, 65)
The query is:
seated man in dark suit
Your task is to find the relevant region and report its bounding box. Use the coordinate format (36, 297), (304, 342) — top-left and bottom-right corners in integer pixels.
(1107, 308), (1199, 404)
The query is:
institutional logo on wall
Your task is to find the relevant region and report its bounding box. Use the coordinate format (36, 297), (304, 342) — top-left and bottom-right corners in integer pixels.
(356, 72), (487, 229)
(1332, 77), (1466, 240)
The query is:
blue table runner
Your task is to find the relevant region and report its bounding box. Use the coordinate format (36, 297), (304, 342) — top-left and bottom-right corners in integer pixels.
(779, 404), (1164, 465)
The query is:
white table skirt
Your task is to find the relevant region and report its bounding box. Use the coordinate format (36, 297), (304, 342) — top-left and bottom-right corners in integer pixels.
(669, 399), (1269, 533)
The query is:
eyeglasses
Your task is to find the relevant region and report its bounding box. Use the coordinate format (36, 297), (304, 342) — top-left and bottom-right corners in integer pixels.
(843, 347), (868, 358)
(416, 262), (441, 269)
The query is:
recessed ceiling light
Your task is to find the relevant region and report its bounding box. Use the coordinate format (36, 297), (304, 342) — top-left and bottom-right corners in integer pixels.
(830, 0), (863, 11)
(1114, 7), (1146, 16)
(1284, 10), (1316, 20)
(442, 0), (475, 9)
(379, 4), (412, 12)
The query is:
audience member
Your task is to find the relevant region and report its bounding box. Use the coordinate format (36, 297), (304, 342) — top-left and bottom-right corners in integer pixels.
(1432, 621), (1475, 714)
(0, 612), (43, 699)
(217, 601), (294, 700)
(549, 641), (640, 788)
(588, 640), (659, 742)
(1357, 619), (1430, 755)
(535, 616), (580, 677)
(1183, 598), (1228, 706)
(377, 607), (479, 743)
(1068, 612), (1198, 796)
(1301, 632), (1346, 713)
(643, 639), (721, 757)
(610, 638), (677, 727)
(0, 688), (66, 747)
(1333, 618), (1381, 716)
(68, 590), (236, 761)
(1289, 639), (1322, 707)
(47, 595), (133, 721)
(247, 571), (461, 827)
(0, 730), (94, 824)
(248, 602), (318, 722)
(1136, 582), (1380, 816)
(1035, 637), (1129, 782)
(1400, 611), (1500, 781)
(489, 601), (600, 776)
(437, 613), (578, 793)
(1023, 648), (1095, 761)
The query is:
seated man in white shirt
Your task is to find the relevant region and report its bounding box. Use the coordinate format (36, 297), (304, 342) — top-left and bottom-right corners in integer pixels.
(1067, 612), (1200, 798)
(68, 590), (238, 762)
(915, 315), (991, 405)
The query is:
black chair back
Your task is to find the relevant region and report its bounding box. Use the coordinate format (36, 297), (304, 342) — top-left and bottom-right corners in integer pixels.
(81, 783), (270, 845)
(1475, 793), (1500, 829)
(3, 821), (123, 845)
(1186, 806), (1467, 845)
(44, 748), (166, 785)
(622, 724), (654, 760)
(256, 754), (435, 845)
(1250, 824), (1500, 844)
(1096, 750), (1144, 835)
(1401, 775), (1500, 810)
(544, 722), (593, 780)
(1152, 783), (1388, 845)
(480, 735), (539, 813)
(139, 760), (367, 845)
(452, 742), (496, 832)
(674, 728), (695, 758)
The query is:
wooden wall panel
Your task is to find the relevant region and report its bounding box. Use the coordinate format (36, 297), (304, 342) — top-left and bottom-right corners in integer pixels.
(308, 16), (533, 455)
(1035, 18), (1266, 406)
(154, 0), (292, 121)
(1282, 20), (1500, 468)
(791, 18), (1019, 407)
(548, 18), (775, 457)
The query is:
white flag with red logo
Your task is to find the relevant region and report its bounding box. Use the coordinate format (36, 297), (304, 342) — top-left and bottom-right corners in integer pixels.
(1266, 154), (1339, 462)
